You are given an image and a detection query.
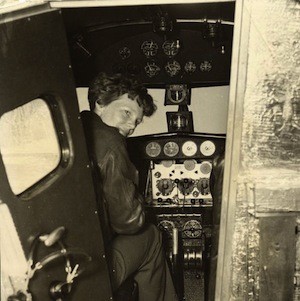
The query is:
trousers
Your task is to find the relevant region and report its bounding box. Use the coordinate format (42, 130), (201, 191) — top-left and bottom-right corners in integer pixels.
(109, 224), (178, 301)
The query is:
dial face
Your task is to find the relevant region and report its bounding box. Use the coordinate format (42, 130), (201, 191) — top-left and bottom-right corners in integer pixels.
(183, 220), (202, 238)
(184, 61), (197, 73)
(118, 46), (131, 60)
(200, 140), (216, 156)
(141, 40), (158, 57)
(163, 141), (179, 157)
(162, 40), (179, 57)
(145, 142), (161, 157)
(158, 220), (175, 237)
(144, 61), (161, 78)
(166, 84), (188, 104)
(199, 60), (212, 72)
(165, 60), (181, 77)
(182, 141), (197, 157)
(200, 161), (212, 174)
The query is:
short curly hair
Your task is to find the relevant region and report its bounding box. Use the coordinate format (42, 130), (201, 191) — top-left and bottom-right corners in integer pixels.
(88, 73), (157, 117)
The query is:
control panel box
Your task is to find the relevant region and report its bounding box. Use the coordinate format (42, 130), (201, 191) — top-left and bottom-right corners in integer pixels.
(146, 160), (212, 207)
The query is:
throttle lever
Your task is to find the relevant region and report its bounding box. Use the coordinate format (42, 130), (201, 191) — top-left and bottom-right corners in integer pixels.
(39, 226), (65, 247)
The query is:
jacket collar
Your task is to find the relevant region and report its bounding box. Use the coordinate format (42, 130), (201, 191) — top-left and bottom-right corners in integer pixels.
(90, 111), (126, 141)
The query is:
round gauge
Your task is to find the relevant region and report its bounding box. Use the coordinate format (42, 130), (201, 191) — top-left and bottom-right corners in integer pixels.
(200, 140), (216, 156)
(145, 142), (161, 158)
(200, 161), (212, 174)
(165, 60), (181, 77)
(184, 159), (196, 171)
(166, 84), (188, 104)
(157, 179), (174, 196)
(184, 61), (197, 73)
(182, 141), (197, 157)
(158, 220), (175, 237)
(178, 178), (195, 196)
(141, 40), (158, 57)
(162, 160), (175, 168)
(118, 46), (131, 60)
(183, 220), (202, 238)
(162, 40), (180, 57)
(144, 61), (161, 78)
(200, 60), (212, 72)
(163, 141), (179, 157)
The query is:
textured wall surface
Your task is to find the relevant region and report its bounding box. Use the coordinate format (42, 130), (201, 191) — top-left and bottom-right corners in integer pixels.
(230, 0), (300, 300)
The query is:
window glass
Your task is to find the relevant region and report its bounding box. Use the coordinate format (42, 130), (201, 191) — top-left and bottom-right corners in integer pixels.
(0, 98), (61, 195)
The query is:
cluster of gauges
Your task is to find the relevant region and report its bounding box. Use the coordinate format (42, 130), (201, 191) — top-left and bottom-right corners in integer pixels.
(158, 218), (202, 238)
(141, 39), (180, 58)
(118, 40), (180, 60)
(118, 40), (212, 78)
(145, 140), (216, 158)
(144, 59), (212, 78)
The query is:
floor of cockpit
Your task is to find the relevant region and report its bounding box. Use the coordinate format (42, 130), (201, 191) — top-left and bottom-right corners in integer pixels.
(183, 270), (204, 301)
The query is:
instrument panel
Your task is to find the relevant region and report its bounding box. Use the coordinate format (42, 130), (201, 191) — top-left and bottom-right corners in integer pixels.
(127, 133), (225, 208)
(143, 137), (223, 160)
(94, 29), (233, 86)
(148, 160), (213, 207)
(127, 133), (224, 292)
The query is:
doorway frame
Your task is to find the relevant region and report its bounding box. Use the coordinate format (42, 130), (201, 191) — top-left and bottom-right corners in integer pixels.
(0, 1), (246, 300)
(49, 1), (246, 300)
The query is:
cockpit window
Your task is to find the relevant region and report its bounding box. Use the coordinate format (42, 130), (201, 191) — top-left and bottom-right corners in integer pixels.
(0, 98), (61, 195)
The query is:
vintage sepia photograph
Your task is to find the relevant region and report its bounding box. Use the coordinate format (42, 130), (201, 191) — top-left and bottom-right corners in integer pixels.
(1, 0), (299, 300)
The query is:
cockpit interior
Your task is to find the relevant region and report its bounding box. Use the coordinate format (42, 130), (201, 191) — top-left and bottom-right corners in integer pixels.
(1, 1), (299, 301)
(63, 4), (233, 300)
(1, 1), (235, 301)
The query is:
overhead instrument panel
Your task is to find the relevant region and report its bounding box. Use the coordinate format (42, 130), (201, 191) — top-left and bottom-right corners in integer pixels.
(88, 26), (233, 86)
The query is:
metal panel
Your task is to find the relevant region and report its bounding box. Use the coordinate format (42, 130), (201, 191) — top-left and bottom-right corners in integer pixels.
(259, 215), (296, 301)
(0, 6), (112, 300)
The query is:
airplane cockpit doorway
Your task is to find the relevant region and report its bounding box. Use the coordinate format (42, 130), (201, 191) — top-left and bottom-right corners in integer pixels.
(62, 3), (235, 301)
(0, 1), (240, 301)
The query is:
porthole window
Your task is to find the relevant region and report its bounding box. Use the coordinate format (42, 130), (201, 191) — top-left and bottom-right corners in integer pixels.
(0, 98), (61, 195)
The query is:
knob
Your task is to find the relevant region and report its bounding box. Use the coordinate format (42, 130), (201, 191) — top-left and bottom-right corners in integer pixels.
(163, 180), (169, 189)
(49, 281), (71, 300)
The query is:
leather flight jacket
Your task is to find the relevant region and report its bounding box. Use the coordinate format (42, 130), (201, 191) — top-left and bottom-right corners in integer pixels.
(81, 111), (145, 242)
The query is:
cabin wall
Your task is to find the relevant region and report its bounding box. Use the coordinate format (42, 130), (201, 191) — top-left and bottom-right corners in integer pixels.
(226, 0), (300, 299)
(76, 85), (230, 135)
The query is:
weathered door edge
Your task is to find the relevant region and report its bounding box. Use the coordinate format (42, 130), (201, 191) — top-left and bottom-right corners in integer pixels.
(215, 0), (250, 300)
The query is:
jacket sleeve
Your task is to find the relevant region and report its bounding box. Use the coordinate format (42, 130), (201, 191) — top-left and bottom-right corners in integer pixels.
(98, 147), (145, 235)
